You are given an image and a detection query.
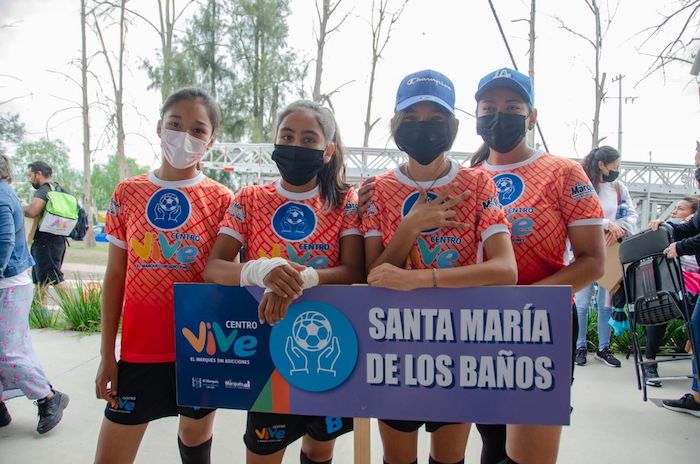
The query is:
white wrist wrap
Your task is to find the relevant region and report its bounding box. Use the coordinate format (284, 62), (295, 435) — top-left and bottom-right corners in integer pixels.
(300, 267), (319, 289)
(240, 257), (288, 287)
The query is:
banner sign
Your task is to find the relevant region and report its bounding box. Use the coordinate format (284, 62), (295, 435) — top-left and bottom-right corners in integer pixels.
(174, 284), (572, 425)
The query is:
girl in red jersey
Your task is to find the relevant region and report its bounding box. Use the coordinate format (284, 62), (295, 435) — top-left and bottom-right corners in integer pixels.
(204, 100), (364, 464)
(470, 68), (605, 464)
(361, 69), (517, 464)
(94, 88), (232, 464)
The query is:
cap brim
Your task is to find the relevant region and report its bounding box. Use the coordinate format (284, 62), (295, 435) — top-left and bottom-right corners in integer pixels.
(474, 78), (533, 107)
(395, 95), (454, 114)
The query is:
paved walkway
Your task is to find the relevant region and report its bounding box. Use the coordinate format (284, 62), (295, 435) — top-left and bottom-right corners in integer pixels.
(0, 329), (698, 463)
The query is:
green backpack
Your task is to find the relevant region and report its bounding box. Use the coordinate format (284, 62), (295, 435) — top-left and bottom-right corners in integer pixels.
(38, 183), (79, 236)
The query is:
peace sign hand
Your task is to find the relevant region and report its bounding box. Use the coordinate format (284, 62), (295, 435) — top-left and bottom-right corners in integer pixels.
(403, 185), (470, 233)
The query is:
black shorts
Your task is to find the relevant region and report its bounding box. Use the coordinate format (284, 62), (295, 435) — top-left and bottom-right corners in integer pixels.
(104, 361), (215, 425)
(380, 419), (458, 433)
(31, 237), (66, 285)
(244, 412), (352, 455)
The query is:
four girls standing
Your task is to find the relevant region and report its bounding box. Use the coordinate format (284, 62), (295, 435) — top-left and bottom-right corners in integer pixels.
(91, 70), (606, 462)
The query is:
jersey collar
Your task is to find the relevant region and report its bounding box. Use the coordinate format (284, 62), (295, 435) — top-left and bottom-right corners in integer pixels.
(392, 160), (458, 189)
(482, 150), (545, 172)
(275, 179), (319, 200)
(148, 170), (205, 188)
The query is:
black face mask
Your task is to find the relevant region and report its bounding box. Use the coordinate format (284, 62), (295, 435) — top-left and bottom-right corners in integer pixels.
(272, 144), (326, 186)
(394, 121), (451, 166)
(31, 182), (41, 190)
(602, 170), (620, 182)
(476, 112), (527, 154)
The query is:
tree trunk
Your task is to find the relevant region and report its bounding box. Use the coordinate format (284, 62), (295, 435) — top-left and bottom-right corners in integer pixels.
(363, 57), (378, 148)
(81, 0), (96, 248)
(117, 1), (127, 179)
(591, 0), (603, 149)
(312, 0), (329, 102)
(526, 0), (536, 146)
(209, 0), (217, 98)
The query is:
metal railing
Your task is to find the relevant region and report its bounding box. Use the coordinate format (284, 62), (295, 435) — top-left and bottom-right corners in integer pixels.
(203, 143), (699, 227)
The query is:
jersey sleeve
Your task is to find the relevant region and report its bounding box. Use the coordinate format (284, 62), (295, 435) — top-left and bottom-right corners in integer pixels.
(561, 162), (604, 227)
(340, 188), (362, 238)
(105, 182), (127, 249)
(218, 187), (251, 245)
(359, 184), (383, 238)
(475, 171), (510, 242)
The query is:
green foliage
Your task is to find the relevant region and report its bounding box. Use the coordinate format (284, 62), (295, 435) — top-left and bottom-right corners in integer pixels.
(28, 285), (62, 329)
(10, 138), (80, 204)
(55, 279), (102, 332)
(0, 112), (24, 154)
(91, 154), (149, 211)
(147, 0), (304, 143)
(585, 305), (690, 355)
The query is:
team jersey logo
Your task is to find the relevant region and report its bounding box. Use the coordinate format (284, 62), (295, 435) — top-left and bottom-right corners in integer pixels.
(269, 301), (358, 392)
(402, 190), (440, 234)
(493, 173), (525, 206)
(146, 188), (191, 231)
(272, 202), (317, 242)
(570, 181), (596, 200)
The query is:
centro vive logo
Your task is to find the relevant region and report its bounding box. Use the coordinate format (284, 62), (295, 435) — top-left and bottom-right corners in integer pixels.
(182, 321), (258, 357)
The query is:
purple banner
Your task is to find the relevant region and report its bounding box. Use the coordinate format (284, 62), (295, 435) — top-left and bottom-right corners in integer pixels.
(175, 284), (572, 425)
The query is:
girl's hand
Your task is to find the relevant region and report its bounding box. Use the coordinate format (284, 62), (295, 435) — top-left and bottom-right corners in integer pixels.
(368, 263), (417, 291)
(403, 185), (469, 233)
(605, 223), (625, 246)
(664, 242), (679, 259)
(358, 176), (376, 216)
(95, 356), (118, 401)
(263, 262), (306, 298)
(258, 291), (293, 325)
(649, 219), (664, 231)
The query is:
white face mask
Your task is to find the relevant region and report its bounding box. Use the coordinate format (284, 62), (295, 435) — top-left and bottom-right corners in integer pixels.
(160, 128), (209, 169)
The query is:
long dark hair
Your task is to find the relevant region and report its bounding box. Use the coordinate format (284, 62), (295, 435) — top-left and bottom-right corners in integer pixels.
(470, 143), (490, 167)
(581, 145), (621, 192)
(161, 87), (221, 135)
(275, 100), (349, 211)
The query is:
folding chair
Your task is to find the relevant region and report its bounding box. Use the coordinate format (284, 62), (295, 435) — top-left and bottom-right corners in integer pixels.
(619, 224), (700, 401)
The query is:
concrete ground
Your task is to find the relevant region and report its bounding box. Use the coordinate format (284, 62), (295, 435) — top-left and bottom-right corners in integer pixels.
(0, 329), (698, 463)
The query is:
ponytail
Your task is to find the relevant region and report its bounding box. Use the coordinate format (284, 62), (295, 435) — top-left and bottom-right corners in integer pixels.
(470, 143), (490, 167)
(581, 145), (620, 193)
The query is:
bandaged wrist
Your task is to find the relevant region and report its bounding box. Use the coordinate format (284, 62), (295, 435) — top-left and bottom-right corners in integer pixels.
(240, 257), (288, 287)
(300, 267), (320, 289)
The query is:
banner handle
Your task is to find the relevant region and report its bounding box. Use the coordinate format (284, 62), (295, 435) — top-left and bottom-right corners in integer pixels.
(353, 418), (371, 464)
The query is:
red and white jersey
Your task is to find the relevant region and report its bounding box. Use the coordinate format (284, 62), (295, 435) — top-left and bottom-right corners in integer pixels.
(106, 171), (232, 363)
(360, 162), (509, 269)
(219, 180), (361, 268)
(477, 151), (604, 285)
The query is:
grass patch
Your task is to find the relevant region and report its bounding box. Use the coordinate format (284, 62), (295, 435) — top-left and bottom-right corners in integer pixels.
(28, 283), (62, 329)
(54, 279), (102, 332)
(64, 240), (109, 267)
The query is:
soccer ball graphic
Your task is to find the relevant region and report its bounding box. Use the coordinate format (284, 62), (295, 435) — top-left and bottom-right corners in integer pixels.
(285, 206), (306, 226)
(495, 177), (514, 194)
(159, 193), (180, 212)
(292, 311), (332, 352)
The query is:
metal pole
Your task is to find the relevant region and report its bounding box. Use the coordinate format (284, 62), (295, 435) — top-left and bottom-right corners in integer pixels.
(612, 74), (624, 155)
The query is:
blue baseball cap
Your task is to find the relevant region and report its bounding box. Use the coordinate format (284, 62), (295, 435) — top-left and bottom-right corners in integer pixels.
(474, 68), (534, 107)
(395, 69), (455, 114)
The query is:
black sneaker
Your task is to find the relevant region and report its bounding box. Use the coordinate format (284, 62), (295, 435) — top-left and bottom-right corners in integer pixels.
(0, 402), (11, 427)
(575, 347), (587, 366)
(595, 348), (621, 367)
(644, 364), (662, 387)
(662, 394), (700, 417)
(36, 390), (69, 434)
